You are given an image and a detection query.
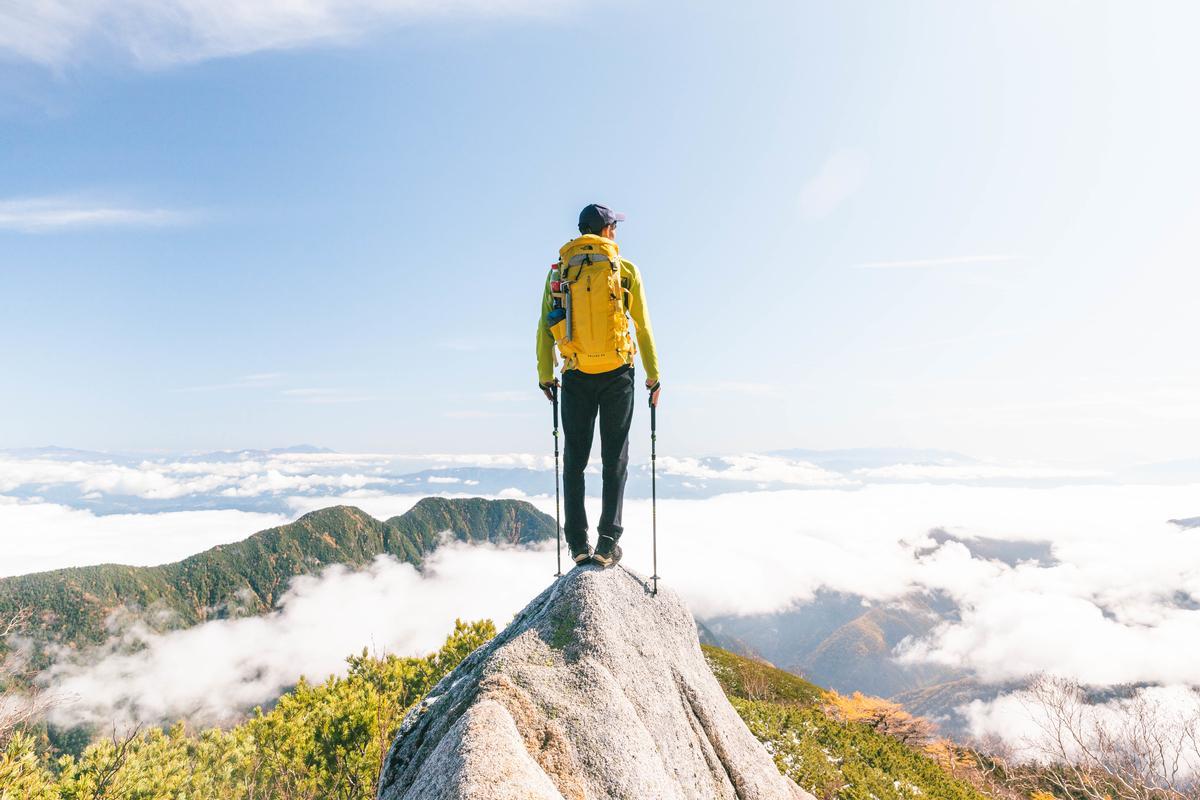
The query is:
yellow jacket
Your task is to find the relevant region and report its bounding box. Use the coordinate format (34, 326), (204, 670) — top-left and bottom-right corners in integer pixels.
(536, 255), (659, 385)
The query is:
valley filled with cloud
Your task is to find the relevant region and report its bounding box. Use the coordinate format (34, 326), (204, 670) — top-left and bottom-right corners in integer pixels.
(2, 445), (1198, 747)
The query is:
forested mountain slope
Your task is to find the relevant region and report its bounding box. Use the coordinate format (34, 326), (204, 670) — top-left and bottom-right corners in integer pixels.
(0, 498), (555, 665)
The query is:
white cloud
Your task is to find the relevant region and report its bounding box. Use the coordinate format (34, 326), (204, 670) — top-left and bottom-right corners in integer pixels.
(0, 0), (573, 68)
(0, 196), (185, 232)
(850, 255), (1019, 269)
(175, 373), (284, 392)
(895, 527), (1200, 686)
(963, 682), (1200, 768)
(14, 479), (1200, 737)
(0, 458), (222, 498)
(9, 445), (1200, 731)
(42, 542), (554, 729)
(854, 463), (1109, 481)
(0, 452), (404, 503)
(541, 483), (1200, 685)
(0, 498), (286, 577)
(798, 148), (868, 220)
(218, 470), (383, 497)
(442, 410), (533, 419)
(656, 454), (855, 488)
(413, 452), (555, 470)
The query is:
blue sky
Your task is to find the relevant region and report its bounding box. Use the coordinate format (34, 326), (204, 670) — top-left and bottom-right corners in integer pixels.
(1, 1), (1197, 465)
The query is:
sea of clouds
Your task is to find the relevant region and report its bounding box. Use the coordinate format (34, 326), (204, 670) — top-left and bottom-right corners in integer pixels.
(2, 448), (1198, 745)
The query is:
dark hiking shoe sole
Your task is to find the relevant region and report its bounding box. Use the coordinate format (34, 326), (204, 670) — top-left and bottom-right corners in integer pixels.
(571, 549), (593, 566)
(591, 544), (622, 568)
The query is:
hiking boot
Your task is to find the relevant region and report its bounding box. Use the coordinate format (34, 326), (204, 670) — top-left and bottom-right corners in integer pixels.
(592, 534), (622, 568)
(569, 542), (593, 566)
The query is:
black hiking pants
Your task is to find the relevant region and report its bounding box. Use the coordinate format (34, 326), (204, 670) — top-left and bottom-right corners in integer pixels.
(561, 364), (634, 552)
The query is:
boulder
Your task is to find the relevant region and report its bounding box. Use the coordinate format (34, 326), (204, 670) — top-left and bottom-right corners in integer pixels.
(378, 564), (812, 800)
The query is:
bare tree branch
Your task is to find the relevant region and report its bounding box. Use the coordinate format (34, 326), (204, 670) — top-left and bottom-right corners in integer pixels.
(1, 607), (53, 747)
(995, 676), (1200, 800)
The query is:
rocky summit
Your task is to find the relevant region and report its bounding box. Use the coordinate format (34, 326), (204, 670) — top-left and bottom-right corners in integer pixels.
(377, 564), (812, 800)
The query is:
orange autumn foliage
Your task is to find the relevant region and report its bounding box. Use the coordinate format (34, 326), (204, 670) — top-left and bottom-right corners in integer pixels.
(823, 690), (936, 745)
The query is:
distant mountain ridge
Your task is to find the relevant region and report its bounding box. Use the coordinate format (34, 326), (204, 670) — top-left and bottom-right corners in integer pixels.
(0, 497), (555, 667)
(766, 447), (971, 470)
(0, 443), (338, 462)
(704, 590), (962, 700)
(1, 444), (1137, 521)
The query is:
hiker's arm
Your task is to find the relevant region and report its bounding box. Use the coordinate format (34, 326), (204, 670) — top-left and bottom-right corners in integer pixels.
(626, 262), (660, 385)
(536, 273), (557, 385)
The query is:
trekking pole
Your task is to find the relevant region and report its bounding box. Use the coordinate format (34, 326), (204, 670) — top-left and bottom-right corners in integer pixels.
(649, 383), (659, 595)
(552, 383), (563, 578)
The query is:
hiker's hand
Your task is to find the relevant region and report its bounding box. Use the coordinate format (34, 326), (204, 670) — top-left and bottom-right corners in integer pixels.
(646, 380), (661, 407)
(539, 380), (559, 402)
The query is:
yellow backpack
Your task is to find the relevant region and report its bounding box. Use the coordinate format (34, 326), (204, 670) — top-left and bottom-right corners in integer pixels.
(547, 235), (637, 374)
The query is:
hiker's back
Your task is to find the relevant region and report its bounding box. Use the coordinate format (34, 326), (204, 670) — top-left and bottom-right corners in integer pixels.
(547, 235), (636, 374)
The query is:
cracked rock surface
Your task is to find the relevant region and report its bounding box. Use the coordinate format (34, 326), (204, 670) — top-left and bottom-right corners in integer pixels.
(377, 564), (812, 800)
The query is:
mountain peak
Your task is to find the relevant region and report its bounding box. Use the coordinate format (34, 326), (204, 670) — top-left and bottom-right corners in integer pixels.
(378, 566), (810, 800)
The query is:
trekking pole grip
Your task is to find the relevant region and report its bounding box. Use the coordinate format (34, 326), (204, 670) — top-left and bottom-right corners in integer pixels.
(552, 384), (559, 432)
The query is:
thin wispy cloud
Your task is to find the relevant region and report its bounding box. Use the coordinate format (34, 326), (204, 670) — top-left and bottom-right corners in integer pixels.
(798, 148), (869, 220)
(175, 373), (284, 392)
(177, 374), (373, 402)
(436, 338), (522, 352)
(677, 381), (780, 397)
(0, 197), (186, 233)
(442, 409), (533, 420)
(851, 254), (1019, 269)
(479, 390), (530, 404)
(281, 388), (372, 404)
(0, 0), (572, 68)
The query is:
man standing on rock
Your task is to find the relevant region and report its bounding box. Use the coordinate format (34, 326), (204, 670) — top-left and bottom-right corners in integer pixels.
(536, 203), (661, 569)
